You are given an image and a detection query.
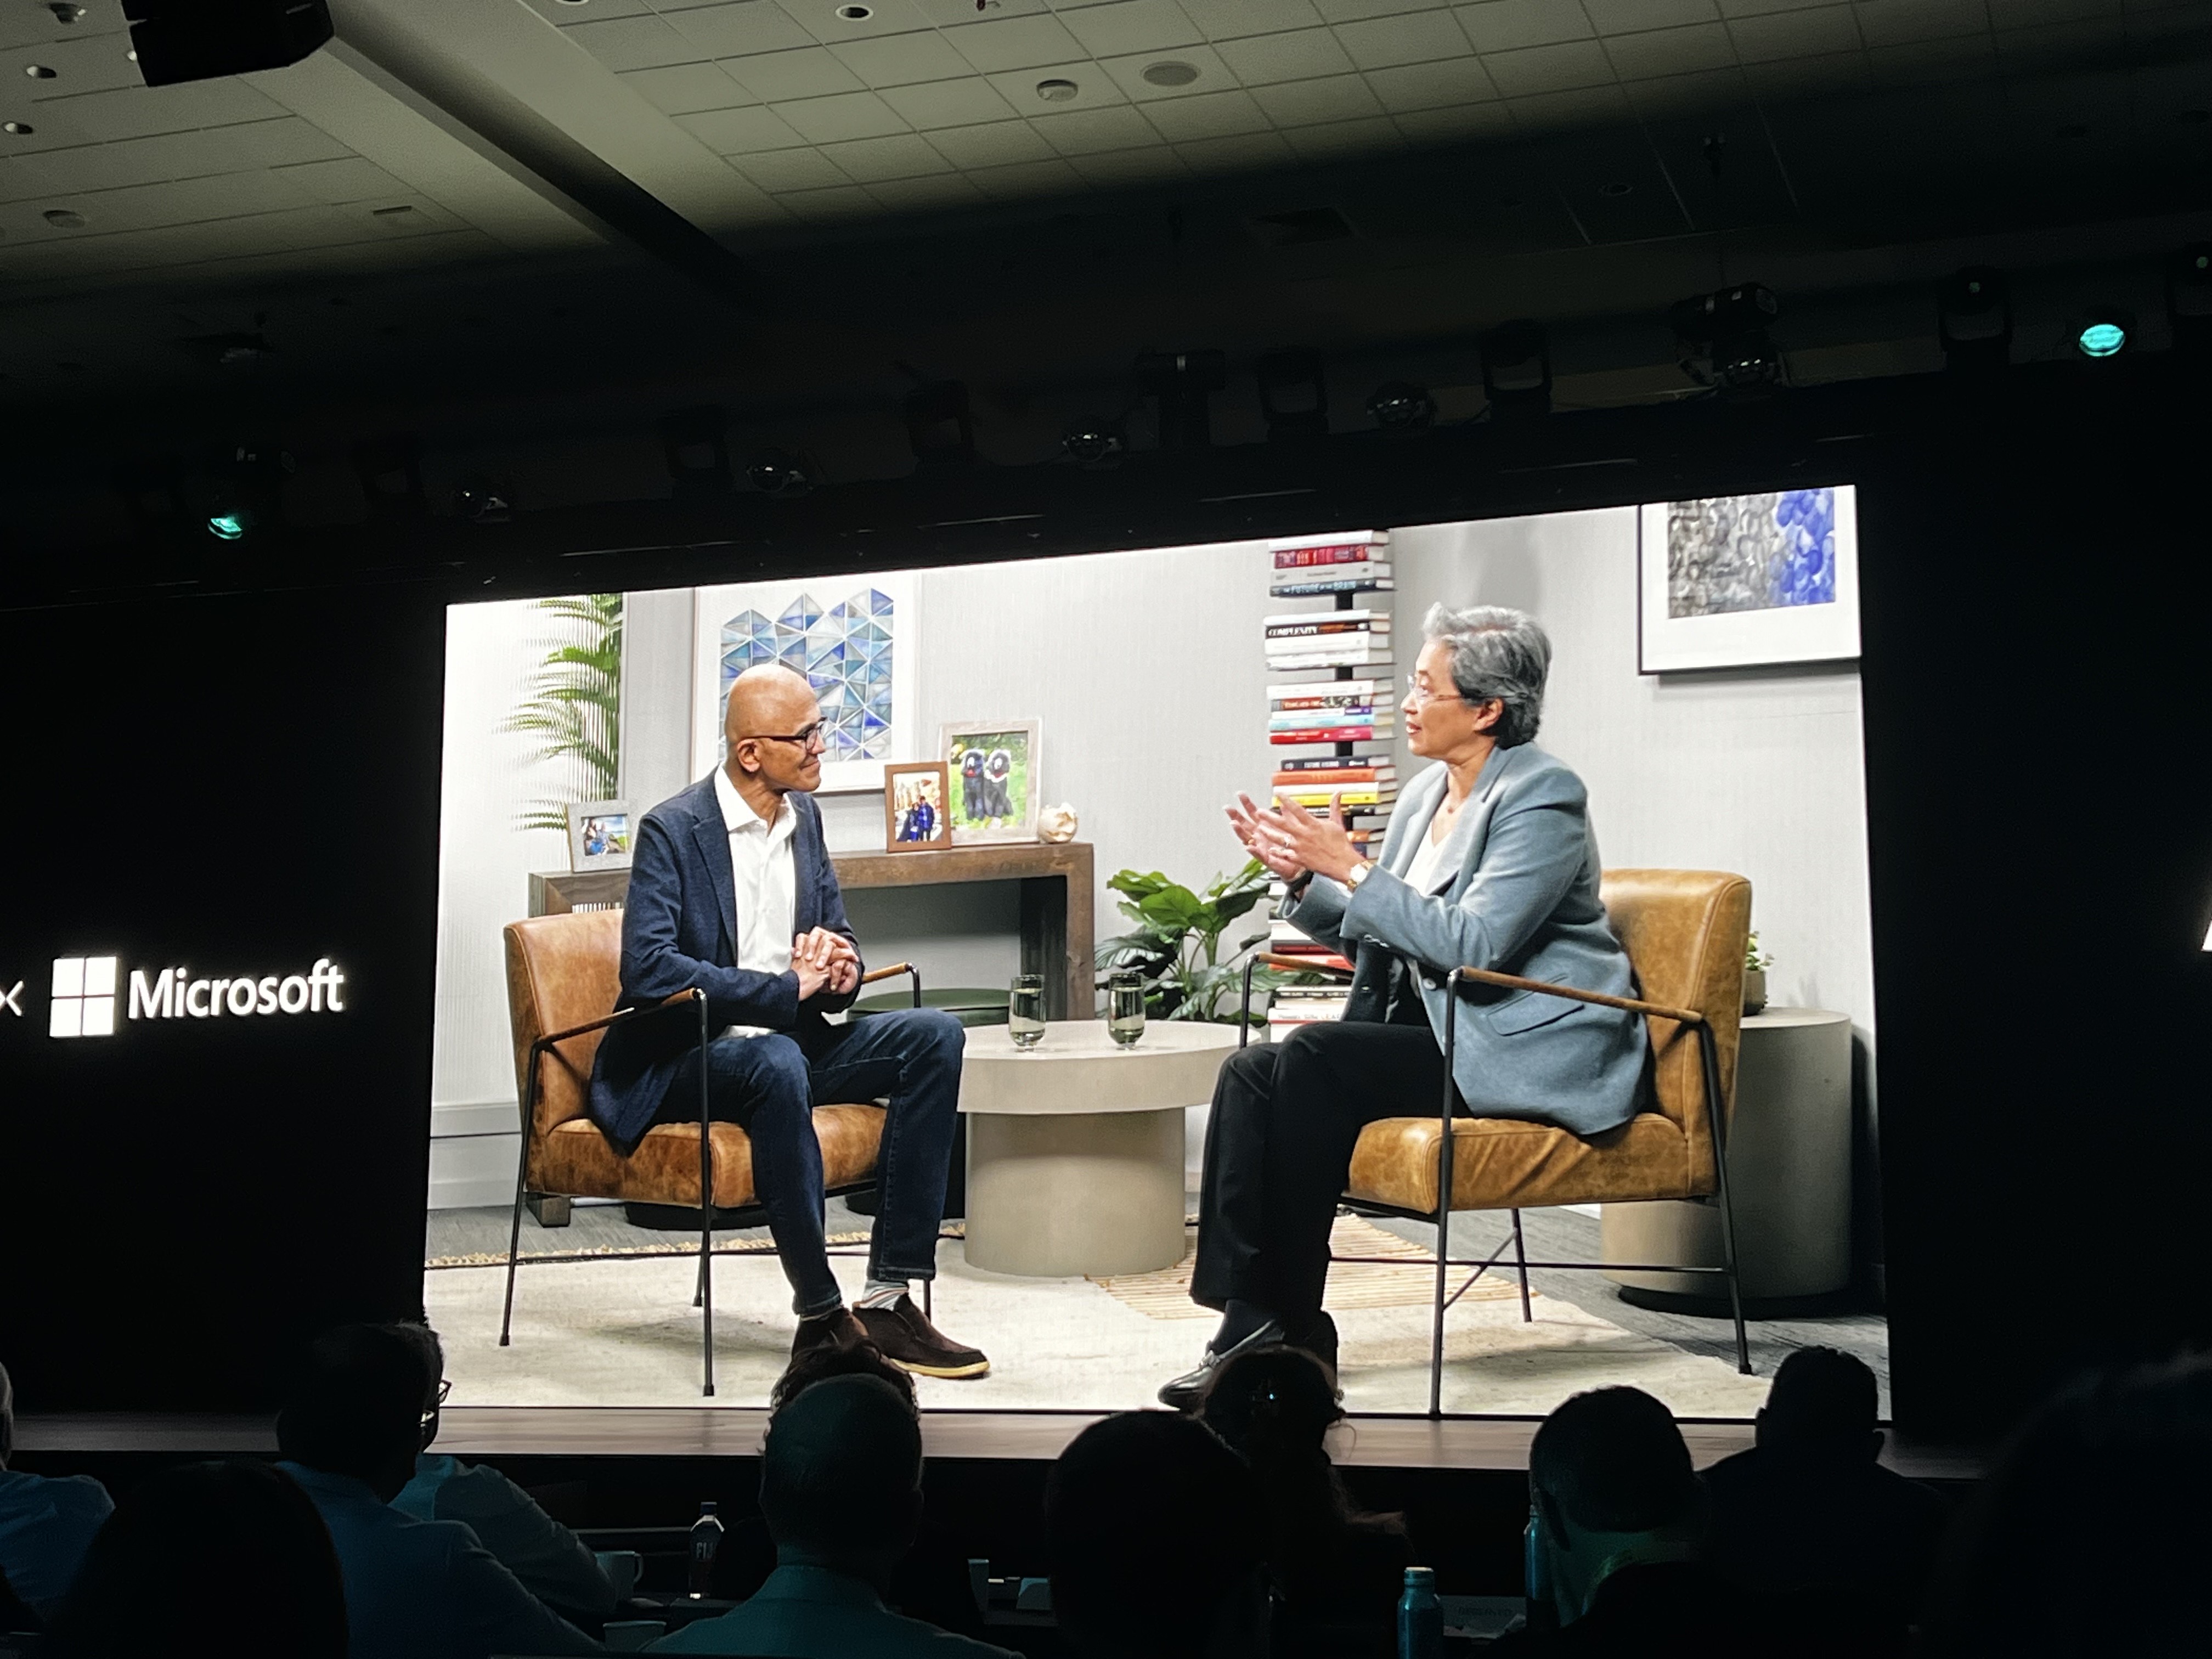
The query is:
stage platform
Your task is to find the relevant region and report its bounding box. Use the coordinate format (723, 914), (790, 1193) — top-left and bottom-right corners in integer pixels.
(13, 1408), (1983, 1481)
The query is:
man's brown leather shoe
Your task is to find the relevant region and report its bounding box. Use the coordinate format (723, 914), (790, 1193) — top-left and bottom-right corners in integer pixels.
(790, 1307), (868, 1363)
(854, 1295), (990, 1380)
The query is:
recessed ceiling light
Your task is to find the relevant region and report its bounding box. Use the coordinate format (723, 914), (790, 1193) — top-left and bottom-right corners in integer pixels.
(48, 4), (86, 22)
(836, 3), (873, 16)
(2, 122), (33, 136)
(1598, 180), (1634, 197)
(553, 0), (590, 6)
(1036, 77), (1078, 102)
(43, 208), (84, 228)
(1142, 60), (1199, 87)
(25, 65), (56, 79)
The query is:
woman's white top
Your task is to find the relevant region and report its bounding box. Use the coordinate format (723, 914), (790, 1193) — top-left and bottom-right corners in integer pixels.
(1400, 793), (1458, 895)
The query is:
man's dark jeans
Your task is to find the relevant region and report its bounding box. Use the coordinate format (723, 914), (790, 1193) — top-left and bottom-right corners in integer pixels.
(658, 1007), (966, 1316)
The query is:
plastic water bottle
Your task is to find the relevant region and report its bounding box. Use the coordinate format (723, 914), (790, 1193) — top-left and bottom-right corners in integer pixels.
(1522, 1506), (1558, 1632)
(1397, 1566), (1442, 1659)
(687, 1500), (724, 1598)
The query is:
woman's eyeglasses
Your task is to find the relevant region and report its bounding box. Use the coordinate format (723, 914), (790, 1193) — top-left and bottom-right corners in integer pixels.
(1404, 674), (1468, 709)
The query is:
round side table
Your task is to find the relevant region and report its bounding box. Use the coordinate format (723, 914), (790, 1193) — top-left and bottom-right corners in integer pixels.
(958, 1021), (1239, 1278)
(1602, 1007), (1854, 1305)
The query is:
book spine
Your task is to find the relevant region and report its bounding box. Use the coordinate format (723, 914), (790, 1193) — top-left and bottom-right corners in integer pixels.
(1268, 579), (1397, 598)
(1271, 727), (1387, 744)
(1271, 541), (1387, 567)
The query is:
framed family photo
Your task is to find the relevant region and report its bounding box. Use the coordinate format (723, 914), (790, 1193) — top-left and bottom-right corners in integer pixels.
(565, 800), (634, 872)
(1638, 484), (1860, 673)
(938, 719), (1041, 845)
(882, 761), (952, 852)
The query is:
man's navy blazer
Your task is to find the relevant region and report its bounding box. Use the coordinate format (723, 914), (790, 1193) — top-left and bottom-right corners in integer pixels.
(587, 774), (861, 1147)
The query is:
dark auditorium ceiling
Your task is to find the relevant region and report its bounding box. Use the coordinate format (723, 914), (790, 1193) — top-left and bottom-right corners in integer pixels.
(1, 0), (2209, 446)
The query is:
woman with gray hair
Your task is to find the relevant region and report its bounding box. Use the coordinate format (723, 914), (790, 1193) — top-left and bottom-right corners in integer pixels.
(1160, 604), (1646, 1409)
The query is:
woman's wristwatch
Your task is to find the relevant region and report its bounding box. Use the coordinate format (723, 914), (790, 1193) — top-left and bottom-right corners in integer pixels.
(1345, 858), (1379, 891)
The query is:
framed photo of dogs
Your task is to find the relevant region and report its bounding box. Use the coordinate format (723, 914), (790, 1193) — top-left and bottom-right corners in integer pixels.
(938, 719), (1041, 846)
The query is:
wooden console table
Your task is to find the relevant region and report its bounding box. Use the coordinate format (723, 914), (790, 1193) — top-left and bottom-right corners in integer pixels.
(530, 840), (1096, 1020)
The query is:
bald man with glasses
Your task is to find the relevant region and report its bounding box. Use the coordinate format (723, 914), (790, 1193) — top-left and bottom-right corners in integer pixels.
(590, 664), (988, 1380)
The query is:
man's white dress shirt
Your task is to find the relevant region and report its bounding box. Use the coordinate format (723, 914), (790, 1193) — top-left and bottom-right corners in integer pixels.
(713, 764), (798, 1039)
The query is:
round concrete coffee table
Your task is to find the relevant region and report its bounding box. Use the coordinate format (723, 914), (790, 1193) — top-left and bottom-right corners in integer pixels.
(958, 1021), (1239, 1278)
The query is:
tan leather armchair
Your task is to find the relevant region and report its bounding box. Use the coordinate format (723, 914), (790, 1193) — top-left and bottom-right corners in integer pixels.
(1245, 868), (1753, 1415)
(498, 909), (917, 1396)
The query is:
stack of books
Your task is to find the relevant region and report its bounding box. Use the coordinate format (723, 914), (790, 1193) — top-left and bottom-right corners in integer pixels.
(1266, 913), (1356, 968)
(1262, 609), (1392, 673)
(1267, 983), (1353, 1036)
(1267, 679), (1395, 746)
(1271, 753), (1397, 814)
(1269, 537), (1393, 598)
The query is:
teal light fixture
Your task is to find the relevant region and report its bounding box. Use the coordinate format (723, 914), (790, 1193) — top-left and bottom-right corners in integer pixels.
(206, 511), (250, 540)
(2076, 317), (2129, 358)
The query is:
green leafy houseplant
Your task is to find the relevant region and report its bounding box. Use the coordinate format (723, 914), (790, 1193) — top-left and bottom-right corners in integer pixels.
(506, 592), (623, 833)
(1097, 859), (1313, 1025)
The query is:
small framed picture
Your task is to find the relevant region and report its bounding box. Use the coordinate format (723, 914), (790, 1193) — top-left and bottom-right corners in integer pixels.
(882, 761), (952, 853)
(1638, 485), (1860, 673)
(566, 800), (635, 872)
(939, 719), (1042, 845)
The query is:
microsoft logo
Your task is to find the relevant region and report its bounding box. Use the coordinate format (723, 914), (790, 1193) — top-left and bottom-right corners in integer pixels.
(50, 956), (119, 1039)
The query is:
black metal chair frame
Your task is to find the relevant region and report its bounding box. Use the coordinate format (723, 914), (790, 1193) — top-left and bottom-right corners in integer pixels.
(1240, 953), (1750, 1418)
(501, 962), (924, 1397)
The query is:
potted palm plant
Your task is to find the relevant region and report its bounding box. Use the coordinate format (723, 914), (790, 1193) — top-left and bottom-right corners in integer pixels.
(505, 592), (623, 832)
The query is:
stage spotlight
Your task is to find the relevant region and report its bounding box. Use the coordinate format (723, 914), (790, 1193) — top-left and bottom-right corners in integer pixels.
(1365, 381), (1435, 433)
(2169, 245), (2212, 351)
(1255, 350), (1328, 441)
(454, 475), (514, 524)
(199, 442), (290, 541)
(126, 0), (332, 87)
(904, 380), (975, 467)
(1671, 283), (1783, 392)
(1479, 320), (1551, 418)
(206, 510), (250, 541)
(1136, 349), (1224, 451)
(747, 450), (815, 498)
(659, 405), (731, 498)
(1937, 267), (2011, 370)
(1062, 420), (1123, 465)
(2075, 310), (2131, 359)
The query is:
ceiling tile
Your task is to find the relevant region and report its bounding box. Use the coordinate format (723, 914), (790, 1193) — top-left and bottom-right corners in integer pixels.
(619, 62), (757, 114)
(1173, 129), (1298, 169)
(1364, 55), (1499, 106)
(524, 0), (650, 20)
(826, 31), (975, 86)
(38, 79), (288, 143)
(866, 173), (986, 210)
(878, 77), (1022, 127)
(5, 34), (142, 96)
(1197, 0), (1328, 36)
(560, 15), (704, 71)
(669, 3), (818, 56)
(1995, 16), (2126, 57)
(1622, 64), (1752, 109)
(722, 46), (868, 100)
(1716, 0), (1843, 13)
(267, 156), (409, 208)
(1736, 47), (1868, 91)
(1281, 114), (1404, 155)
(1213, 28), (1359, 82)
(1062, 0), (1206, 55)
(924, 119), (1061, 166)
(729, 148), (855, 190)
(1068, 146), (1189, 183)
(1864, 33), (1996, 84)
(1332, 9), (1474, 69)
(965, 156), (1088, 198)
(1250, 73), (1387, 122)
(775, 184), (879, 220)
(1604, 22), (1740, 77)
(1390, 100), (1516, 139)
(1583, 0), (1719, 30)
(1097, 46), (1236, 100)
(1986, 0), (2120, 20)
(817, 132), (955, 179)
(943, 14), (1089, 72)
(1138, 87), (1275, 137)
(1852, 0), (1990, 47)
(982, 61), (1131, 111)
(1725, 5), (1861, 61)
(774, 88), (912, 139)
(1508, 83), (1633, 126)
(676, 104), (810, 151)
(776, 0), (941, 42)
(1312, 0), (1453, 19)
(1030, 103), (1163, 153)
(1453, 0), (1595, 52)
(1482, 39), (1616, 95)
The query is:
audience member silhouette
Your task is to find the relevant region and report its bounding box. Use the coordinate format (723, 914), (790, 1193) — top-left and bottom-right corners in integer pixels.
(43, 1459), (345, 1659)
(391, 1322), (616, 1616)
(1198, 1345), (1411, 1654)
(1047, 1411), (1270, 1659)
(0, 1358), (112, 1621)
(1917, 1353), (2212, 1658)
(277, 1322), (601, 1659)
(1705, 1346), (1945, 1635)
(1497, 1386), (1756, 1656)
(648, 1372), (1015, 1658)
(0, 1560), (33, 1635)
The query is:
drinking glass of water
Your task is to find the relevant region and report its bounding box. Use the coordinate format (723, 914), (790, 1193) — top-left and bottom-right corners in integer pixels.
(1108, 970), (1146, 1048)
(1009, 974), (1047, 1048)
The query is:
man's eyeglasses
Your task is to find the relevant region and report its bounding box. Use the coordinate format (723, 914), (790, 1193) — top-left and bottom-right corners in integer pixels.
(742, 721), (828, 752)
(421, 1376), (452, 1425)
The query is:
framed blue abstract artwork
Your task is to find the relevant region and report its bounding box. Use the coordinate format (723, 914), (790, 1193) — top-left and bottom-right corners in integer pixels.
(1637, 485), (1860, 673)
(690, 574), (920, 792)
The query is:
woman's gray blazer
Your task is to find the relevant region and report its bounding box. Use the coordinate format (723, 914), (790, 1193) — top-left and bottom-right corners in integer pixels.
(1279, 743), (1647, 1137)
